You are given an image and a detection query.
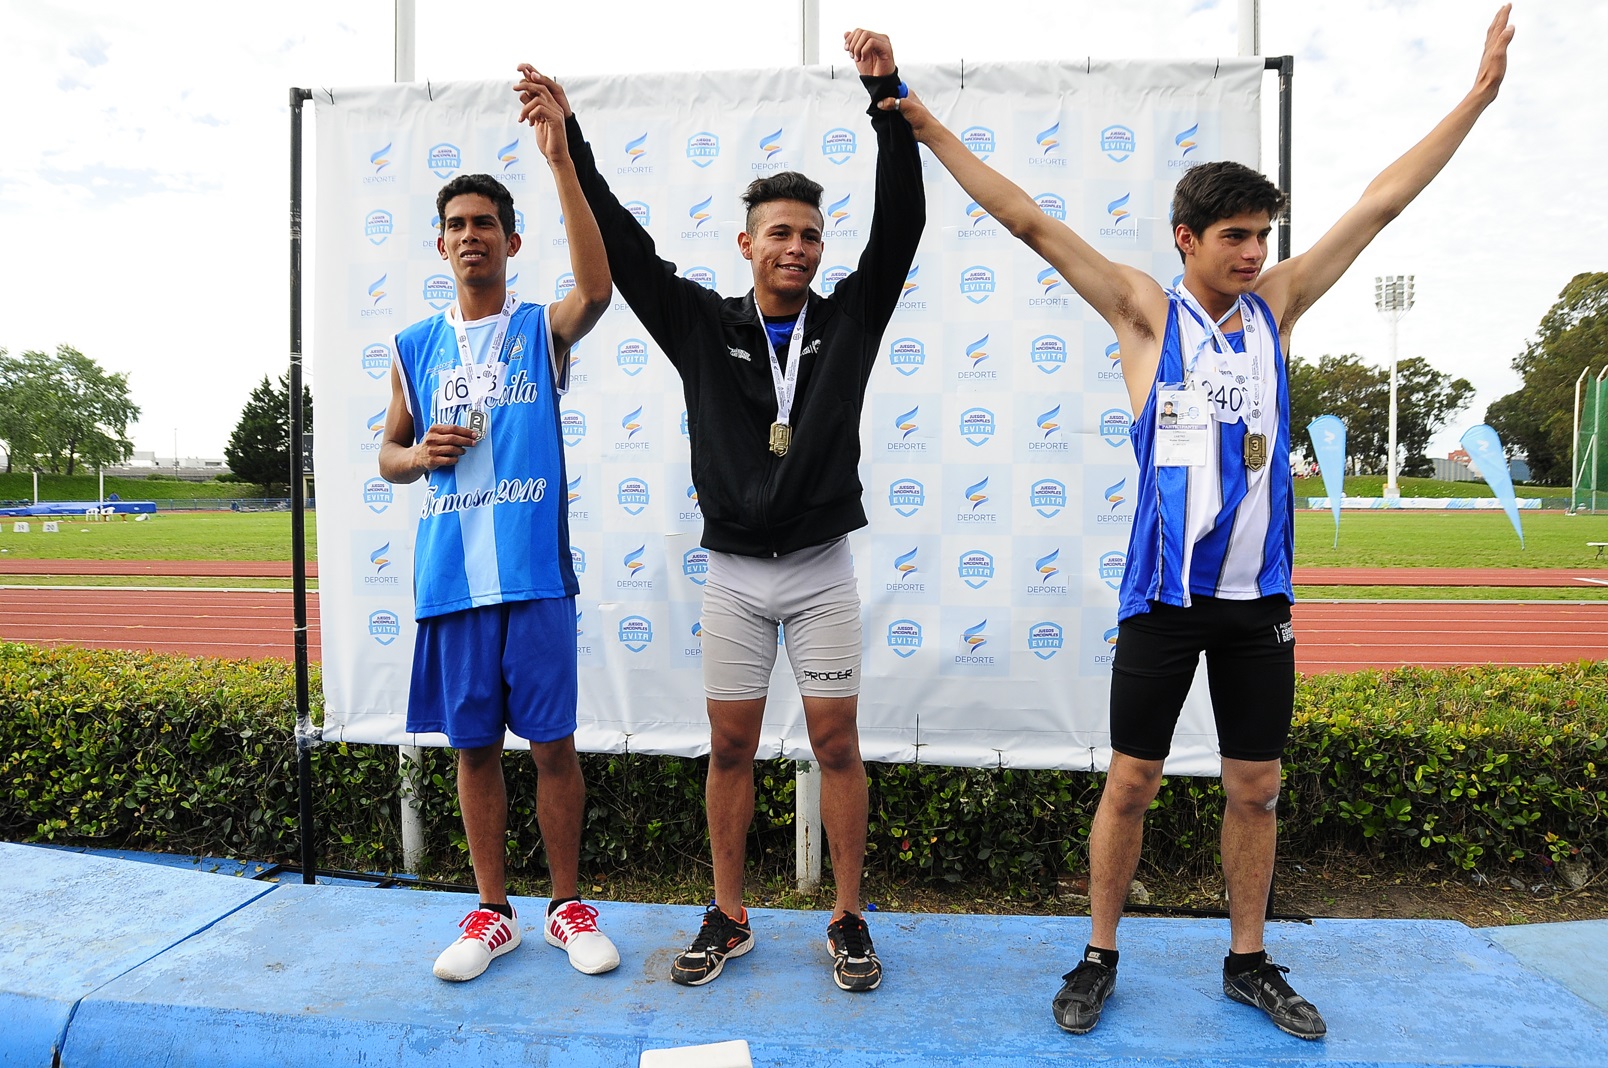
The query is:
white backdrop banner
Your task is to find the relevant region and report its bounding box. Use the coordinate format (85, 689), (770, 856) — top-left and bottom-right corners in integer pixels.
(311, 59), (1264, 775)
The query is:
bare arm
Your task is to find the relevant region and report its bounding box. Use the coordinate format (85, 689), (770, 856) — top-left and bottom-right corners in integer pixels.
(516, 71), (610, 354)
(378, 362), (475, 484)
(1258, 4), (1514, 335)
(886, 89), (1169, 404)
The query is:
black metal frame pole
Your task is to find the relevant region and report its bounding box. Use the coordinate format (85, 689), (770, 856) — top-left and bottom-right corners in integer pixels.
(1270, 55), (1294, 922)
(1267, 55), (1294, 261)
(289, 86), (318, 886)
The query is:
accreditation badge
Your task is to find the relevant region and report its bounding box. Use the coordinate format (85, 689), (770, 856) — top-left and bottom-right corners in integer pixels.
(1154, 385), (1210, 467)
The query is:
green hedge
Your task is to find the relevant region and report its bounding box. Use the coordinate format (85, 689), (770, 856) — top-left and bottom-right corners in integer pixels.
(1, 643), (1603, 888)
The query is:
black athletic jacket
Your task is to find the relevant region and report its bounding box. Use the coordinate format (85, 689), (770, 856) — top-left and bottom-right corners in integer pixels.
(566, 72), (924, 557)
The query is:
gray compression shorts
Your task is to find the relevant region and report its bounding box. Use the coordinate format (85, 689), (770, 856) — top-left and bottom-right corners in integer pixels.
(700, 536), (862, 701)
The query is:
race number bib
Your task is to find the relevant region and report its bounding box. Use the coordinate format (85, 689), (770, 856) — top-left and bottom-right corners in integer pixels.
(436, 368), (472, 409)
(1196, 370), (1251, 424)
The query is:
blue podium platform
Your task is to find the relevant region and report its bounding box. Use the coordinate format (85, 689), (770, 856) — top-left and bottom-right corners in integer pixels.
(3, 842), (1607, 1068)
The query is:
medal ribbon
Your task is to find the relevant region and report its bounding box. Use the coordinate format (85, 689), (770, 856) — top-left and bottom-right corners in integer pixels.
(1173, 285), (1268, 433)
(446, 292), (520, 416)
(758, 304), (809, 434)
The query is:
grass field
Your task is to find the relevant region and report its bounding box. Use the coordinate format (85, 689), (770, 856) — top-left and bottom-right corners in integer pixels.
(1292, 510), (1608, 568)
(0, 512), (312, 562)
(3, 508), (1608, 574)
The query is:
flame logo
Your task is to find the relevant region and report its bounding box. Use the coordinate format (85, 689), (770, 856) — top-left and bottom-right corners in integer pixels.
(895, 405), (919, 439)
(687, 485), (699, 503)
(965, 200), (989, 226)
(624, 545), (646, 574)
(965, 476), (990, 510)
(966, 335), (989, 366)
(902, 265), (919, 294)
(827, 193), (851, 227)
(1037, 121), (1061, 155)
(498, 139), (519, 170)
(370, 543), (391, 572)
(621, 406), (643, 439)
(625, 133), (648, 160)
(567, 476), (582, 503)
(1035, 549), (1060, 581)
(1037, 405), (1061, 438)
(962, 619), (988, 651)
(689, 196), (713, 228)
(1105, 478), (1128, 510)
(367, 408), (387, 441)
(692, 619), (704, 638)
(1037, 266), (1064, 294)
(368, 275), (387, 304)
(1107, 193), (1132, 224)
(1106, 341), (1121, 365)
(1104, 627), (1120, 646)
(760, 128), (783, 160)
(894, 548), (919, 577)
(370, 143), (391, 173)
(1175, 123), (1199, 157)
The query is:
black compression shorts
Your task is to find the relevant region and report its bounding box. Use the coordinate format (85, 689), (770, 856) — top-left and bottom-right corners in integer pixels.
(1109, 595), (1295, 763)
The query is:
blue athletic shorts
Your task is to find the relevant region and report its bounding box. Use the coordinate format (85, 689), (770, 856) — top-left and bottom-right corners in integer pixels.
(406, 596), (578, 749)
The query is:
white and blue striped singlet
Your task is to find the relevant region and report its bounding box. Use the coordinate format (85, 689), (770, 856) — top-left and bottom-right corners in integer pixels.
(1117, 291), (1293, 622)
(394, 301), (578, 620)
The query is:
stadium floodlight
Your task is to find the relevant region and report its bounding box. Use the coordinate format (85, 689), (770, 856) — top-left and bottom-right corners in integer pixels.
(1375, 275), (1415, 498)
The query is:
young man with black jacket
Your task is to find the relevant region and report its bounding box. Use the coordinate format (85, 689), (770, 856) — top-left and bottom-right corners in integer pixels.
(515, 27), (922, 992)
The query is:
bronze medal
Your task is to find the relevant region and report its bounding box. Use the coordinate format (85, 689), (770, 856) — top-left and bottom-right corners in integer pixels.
(1243, 431), (1268, 471)
(769, 422), (791, 457)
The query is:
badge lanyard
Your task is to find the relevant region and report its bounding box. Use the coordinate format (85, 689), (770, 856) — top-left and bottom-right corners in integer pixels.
(446, 292), (518, 439)
(1173, 286), (1271, 471)
(759, 305), (808, 457)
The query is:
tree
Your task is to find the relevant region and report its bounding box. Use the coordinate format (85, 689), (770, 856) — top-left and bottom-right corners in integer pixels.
(1286, 352), (1472, 476)
(1286, 353), (1388, 471)
(225, 373), (314, 492)
(1485, 272), (1608, 485)
(1395, 357), (1475, 477)
(0, 345), (139, 475)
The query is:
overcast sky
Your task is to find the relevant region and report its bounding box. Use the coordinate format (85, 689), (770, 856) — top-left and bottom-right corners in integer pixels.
(0, 1), (1598, 461)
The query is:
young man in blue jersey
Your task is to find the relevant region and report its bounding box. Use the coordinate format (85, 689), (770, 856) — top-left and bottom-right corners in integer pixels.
(379, 81), (620, 983)
(884, 6), (1513, 1040)
(513, 28), (922, 993)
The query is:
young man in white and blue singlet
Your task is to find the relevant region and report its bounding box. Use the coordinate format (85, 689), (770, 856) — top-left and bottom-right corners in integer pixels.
(882, 6), (1514, 1041)
(379, 80), (620, 984)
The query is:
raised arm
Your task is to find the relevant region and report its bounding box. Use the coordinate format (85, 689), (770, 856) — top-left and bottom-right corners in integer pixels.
(886, 88), (1168, 348)
(1257, 4), (1514, 335)
(516, 69), (717, 373)
(517, 73), (609, 354)
(829, 29), (926, 339)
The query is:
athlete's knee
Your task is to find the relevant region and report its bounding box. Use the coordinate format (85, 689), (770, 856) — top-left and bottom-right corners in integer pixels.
(1100, 755), (1164, 818)
(457, 743), (503, 772)
(1223, 759), (1282, 814)
(528, 735), (580, 778)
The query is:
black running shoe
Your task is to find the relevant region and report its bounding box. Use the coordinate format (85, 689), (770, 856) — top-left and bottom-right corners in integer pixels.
(1052, 956), (1117, 1034)
(825, 912), (882, 992)
(670, 904), (754, 987)
(1222, 954), (1327, 1040)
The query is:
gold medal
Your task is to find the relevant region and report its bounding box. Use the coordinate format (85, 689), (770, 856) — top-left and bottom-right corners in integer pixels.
(1243, 431), (1267, 471)
(769, 422), (791, 457)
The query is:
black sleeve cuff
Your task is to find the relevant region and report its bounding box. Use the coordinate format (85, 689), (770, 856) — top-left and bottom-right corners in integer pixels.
(861, 69), (901, 105)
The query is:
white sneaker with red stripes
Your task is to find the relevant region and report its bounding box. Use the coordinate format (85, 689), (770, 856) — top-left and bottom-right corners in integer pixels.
(544, 899), (620, 974)
(433, 907), (521, 981)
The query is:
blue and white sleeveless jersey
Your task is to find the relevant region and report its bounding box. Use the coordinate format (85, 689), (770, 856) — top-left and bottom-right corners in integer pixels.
(394, 301), (577, 620)
(1118, 291), (1293, 622)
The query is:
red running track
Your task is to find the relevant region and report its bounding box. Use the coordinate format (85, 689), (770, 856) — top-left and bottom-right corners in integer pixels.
(1, 587), (1603, 672)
